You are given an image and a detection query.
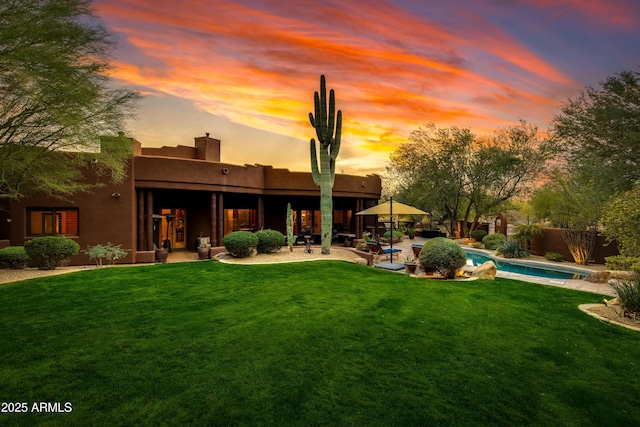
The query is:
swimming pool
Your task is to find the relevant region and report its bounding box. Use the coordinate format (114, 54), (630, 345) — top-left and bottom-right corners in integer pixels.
(464, 249), (591, 280)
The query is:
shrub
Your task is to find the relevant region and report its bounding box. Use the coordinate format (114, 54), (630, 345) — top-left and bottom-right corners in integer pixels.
(496, 240), (529, 258)
(605, 255), (640, 271)
(470, 229), (487, 242)
(482, 233), (507, 250)
(544, 252), (565, 262)
(610, 277), (640, 317)
(0, 246), (30, 269)
(418, 237), (466, 279)
(383, 230), (403, 242)
(471, 242), (483, 249)
(82, 243), (130, 267)
(24, 236), (79, 270)
(223, 231), (259, 258)
(256, 229), (285, 254)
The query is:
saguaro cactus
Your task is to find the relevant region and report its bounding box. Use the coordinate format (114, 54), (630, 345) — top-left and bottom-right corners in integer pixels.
(309, 75), (342, 254)
(286, 202), (294, 252)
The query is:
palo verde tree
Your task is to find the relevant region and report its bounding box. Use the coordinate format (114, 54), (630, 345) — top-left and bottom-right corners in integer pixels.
(530, 172), (604, 265)
(308, 75), (341, 254)
(551, 69), (640, 195)
(0, 0), (140, 200)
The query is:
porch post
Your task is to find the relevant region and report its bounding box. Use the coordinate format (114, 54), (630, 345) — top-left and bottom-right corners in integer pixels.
(210, 192), (217, 247)
(356, 198), (363, 238)
(216, 193), (224, 246)
(137, 190), (145, 251)
(145, 190), (153, 251)
(257, 196), (264, 230)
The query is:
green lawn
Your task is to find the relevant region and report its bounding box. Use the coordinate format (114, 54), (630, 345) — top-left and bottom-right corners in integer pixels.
(0, 261), (639, 426)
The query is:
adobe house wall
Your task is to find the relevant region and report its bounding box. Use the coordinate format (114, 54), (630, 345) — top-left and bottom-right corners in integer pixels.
(9, 165), (136, 265)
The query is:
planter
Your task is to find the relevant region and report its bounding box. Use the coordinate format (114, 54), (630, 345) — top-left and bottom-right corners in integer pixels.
(404, 263), (418, 274)
(155, 249), (169, 263)
(197, 247), (210, 260)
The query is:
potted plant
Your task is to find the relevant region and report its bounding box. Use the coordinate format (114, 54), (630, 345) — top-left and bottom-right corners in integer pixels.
(406, 227), (416, 240)
(197, 234), (210, 260)
(404, 255), (418, 274)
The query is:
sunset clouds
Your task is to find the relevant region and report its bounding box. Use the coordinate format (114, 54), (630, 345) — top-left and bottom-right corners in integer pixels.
(94, 0), (640, 175)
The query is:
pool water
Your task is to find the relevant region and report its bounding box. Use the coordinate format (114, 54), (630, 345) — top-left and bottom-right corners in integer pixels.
(465, 251), (587, 280)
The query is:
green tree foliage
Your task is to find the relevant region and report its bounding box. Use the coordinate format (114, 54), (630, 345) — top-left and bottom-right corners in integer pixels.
(601, 185), (640, 257)
(529, 172), (603, 265)
(0, 0), (140, 200)
(387, 122), (550, 236)
(309, 75), (341, 255)
(551, 69), (640, 195)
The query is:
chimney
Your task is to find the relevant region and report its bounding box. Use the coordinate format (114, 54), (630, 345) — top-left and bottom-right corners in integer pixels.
(194, 133), (221, 162)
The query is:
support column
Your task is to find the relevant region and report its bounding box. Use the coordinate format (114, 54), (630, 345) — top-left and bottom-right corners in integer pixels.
(257, 196), (264, 231)
(145, 190), (153, 251)
(210, 192), (217, 247)
(356, 199), (363, 238)
(216, 193), (224, 246)
(137, 190), (145, 251)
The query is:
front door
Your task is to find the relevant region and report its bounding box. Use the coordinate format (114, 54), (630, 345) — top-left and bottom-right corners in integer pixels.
(161, 208), (187, 250)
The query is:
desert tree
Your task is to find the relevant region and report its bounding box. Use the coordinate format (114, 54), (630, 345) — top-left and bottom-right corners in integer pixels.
(0, 0), (140, 200)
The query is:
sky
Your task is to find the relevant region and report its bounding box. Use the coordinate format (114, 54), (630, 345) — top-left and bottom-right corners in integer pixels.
(94, 0), (640, 177)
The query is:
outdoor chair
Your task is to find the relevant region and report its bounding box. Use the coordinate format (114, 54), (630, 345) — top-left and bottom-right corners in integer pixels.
(366, 241), (402, 262)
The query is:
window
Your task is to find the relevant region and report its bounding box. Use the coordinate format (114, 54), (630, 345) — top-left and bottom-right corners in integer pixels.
(27, 209), (79, 236)
(224, 209), (257, 235)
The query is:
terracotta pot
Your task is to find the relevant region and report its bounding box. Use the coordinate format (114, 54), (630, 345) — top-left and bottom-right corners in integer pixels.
(197, 247), (210, 260)
(404, 263), (418, 274)
(155, 249), (169, 263)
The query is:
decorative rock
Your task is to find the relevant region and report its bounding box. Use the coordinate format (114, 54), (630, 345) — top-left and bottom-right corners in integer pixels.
(472, 261), (497, 280)
(587, 270), (633, 283)
(354, 257), (368, 266)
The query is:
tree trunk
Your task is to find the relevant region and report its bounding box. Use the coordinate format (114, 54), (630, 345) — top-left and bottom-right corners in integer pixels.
(560, 228), (596, 265)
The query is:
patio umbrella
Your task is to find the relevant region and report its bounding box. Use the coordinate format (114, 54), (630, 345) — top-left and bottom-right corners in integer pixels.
(355, 199), (428, 216)
(356, 197), (427, 268)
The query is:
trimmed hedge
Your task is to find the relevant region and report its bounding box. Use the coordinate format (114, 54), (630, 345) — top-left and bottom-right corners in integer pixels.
(418, 237), (466, 279)
(482, 233), (507, 250)
(24, 236), (79, 270)
(256, 229), (285, 254)
(544, 252), (565, 262)
(470, 229), (487, 242)
(0, 246), (30, 269)
(223, 231), (259, 258)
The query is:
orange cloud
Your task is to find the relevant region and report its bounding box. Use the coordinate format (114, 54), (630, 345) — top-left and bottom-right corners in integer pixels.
(94, 0), (638, 175)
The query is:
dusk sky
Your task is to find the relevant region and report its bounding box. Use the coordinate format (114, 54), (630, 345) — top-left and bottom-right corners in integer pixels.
(94, 0), (640, 176)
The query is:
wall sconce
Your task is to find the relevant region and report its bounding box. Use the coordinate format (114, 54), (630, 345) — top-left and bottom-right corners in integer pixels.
(111, 192), (121, 199)
(222, 168), (229, 174)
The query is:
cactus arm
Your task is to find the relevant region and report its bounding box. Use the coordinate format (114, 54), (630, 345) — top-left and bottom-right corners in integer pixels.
(327, 89), (335, 141)
(310, 138), (321, 186)
(331, 110), (342, 160)
(309, 112), (315, 128)
(319, 76), (327, 144)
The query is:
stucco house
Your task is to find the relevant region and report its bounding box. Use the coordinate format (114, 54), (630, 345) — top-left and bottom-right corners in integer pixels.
(0, 134), (382, 265)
